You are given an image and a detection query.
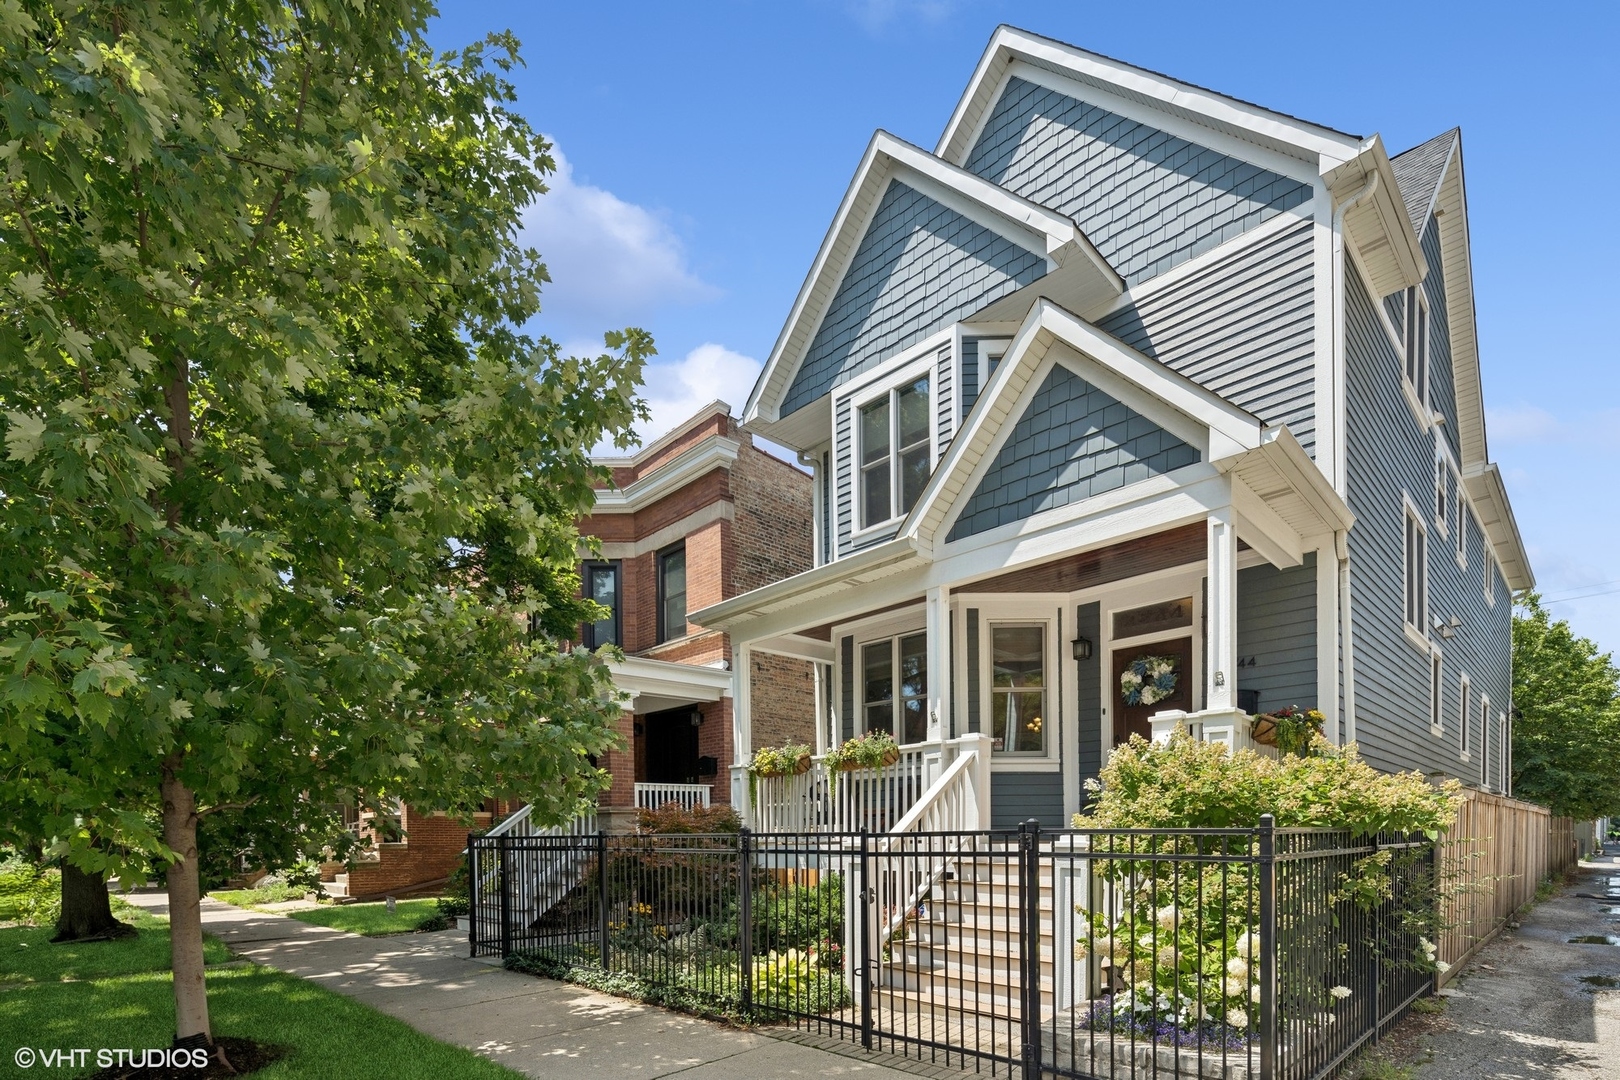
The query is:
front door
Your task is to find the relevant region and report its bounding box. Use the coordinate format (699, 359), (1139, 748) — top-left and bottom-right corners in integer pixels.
(1111, 637), (1193, 746)
(643, 707), (700, 784)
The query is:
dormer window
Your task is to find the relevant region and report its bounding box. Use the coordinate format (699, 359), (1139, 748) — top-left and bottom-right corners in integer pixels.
(859, 374), (932, 528)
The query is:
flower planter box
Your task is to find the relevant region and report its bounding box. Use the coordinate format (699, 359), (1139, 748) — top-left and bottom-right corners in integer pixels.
(834, 745), (901, 771)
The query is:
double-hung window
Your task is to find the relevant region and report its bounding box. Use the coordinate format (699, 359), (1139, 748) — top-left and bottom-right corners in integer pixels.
(1403, 284), (1429, 410)
(1428, 648), (1444, 736)
(859, 375), (931, 529)
(991, 624), (1047, 755)
(860, 632), (928, 743)
(657, 543), (687, 643)
(581, 560), (621, 649)
(1480, 695), (1493, 790)
(1404, 505), (1428, 635)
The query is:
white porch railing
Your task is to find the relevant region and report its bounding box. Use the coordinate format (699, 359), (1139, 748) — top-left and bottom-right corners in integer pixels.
(743, 733), (992, 835)
(474, 804), (599, 935)
(633, 782), (712, 811)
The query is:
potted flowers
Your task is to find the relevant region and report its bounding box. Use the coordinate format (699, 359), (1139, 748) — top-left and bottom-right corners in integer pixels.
(1250, 706), (1325, 755)
(747, 742), (813, 804)
(823, 731), (902, 795)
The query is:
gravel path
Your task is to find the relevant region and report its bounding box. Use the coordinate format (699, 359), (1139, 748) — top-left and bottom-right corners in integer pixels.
(1408, 846), (1620, 1079)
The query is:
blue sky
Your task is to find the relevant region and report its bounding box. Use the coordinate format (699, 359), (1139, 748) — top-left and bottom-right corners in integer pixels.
(428, 2), (1620, 655)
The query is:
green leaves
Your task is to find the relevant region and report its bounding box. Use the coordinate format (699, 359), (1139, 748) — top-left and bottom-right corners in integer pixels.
(0, 1), (647, 883)
(1511, 594), (1620, 819)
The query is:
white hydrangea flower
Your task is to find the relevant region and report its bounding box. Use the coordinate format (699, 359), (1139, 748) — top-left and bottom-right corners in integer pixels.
(1435, 960), (1451, 974)
(1226, 1007), (1250, 1031)
(1226, 956), (1249, 979)
(1329, 985), (1352, 1001)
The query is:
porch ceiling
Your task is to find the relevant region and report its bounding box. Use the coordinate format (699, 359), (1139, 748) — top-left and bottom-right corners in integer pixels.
(956, 522), (1204, 594)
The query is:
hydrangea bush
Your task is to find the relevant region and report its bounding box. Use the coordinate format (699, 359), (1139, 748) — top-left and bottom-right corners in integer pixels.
(1075, 732), (1462, 1041)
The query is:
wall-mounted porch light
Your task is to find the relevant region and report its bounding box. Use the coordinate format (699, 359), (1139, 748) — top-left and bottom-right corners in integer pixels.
(1071, 635), (1093, 662)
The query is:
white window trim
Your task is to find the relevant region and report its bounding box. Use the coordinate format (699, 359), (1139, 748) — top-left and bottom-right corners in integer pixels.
(1480, 693), (1492, 792)
(848, 354), (939, 540)
(983, 618), (1055, 760)
(1484, 552), (1496, 607)
(1399, 284), (1432, 431)
(963, 598), (1063, 770)
(1500, 709), (1511, 796)
(1428, 644), (1444, 739)
(1432, 454), (1450, 540)
(1455, 495), (1469, 570)
(1402, 494), (1430, 653)
(1458, 673), (1472, 762)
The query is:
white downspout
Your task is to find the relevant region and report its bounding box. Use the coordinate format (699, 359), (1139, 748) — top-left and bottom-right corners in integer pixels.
(1329, 169), (1378, 749)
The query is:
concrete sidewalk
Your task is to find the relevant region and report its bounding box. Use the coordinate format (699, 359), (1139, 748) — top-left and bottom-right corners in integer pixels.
(124, 892), (917, 1079)
(1408, 848), (1620, 1079)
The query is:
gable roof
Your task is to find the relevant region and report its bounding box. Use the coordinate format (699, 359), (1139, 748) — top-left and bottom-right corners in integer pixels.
(937, 25), (1365, 171)
(741, 131), (1119, 448)
(1390, 128), (1459, 238)
(905, 298), (1263, 551)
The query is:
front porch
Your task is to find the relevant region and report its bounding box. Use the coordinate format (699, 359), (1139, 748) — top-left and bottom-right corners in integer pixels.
(699, 426), (1352, 834)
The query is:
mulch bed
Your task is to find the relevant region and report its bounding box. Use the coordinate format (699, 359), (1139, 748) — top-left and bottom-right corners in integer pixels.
(87, 1037), (286, 1079)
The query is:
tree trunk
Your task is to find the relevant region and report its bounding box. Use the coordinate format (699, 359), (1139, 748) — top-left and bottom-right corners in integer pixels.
(52, 862), (134, 943)
(163, 761), (212, 1043)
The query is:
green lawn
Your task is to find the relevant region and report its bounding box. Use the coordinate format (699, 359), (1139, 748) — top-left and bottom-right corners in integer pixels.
(283, 898), (443, 936)
(0, 917), (521, 1080)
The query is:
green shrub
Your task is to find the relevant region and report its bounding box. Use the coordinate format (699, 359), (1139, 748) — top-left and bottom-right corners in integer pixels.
(0, 862), (60, 926)
(1074, 733), (1462, 1034)
(437, 856), (471, 918)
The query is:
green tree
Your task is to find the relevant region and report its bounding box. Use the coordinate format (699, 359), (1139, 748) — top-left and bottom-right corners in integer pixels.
(0, 0), (646, 1049)
(1512, 594), (1620, 820)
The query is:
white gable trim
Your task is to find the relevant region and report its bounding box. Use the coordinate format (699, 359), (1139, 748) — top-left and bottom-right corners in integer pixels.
(937, 26), (1363, 175)
(905, 299), (1262, 552)
(742, 131), (1115, 433)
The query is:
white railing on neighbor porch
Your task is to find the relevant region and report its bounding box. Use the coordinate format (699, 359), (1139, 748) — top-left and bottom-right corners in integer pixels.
(743, 733), (992, 835)
(633, 783), (712, 812)
(474, 804), (599, 935)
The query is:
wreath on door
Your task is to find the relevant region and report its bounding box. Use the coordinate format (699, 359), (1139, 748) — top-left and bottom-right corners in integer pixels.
(1120, 655), (1179, 707)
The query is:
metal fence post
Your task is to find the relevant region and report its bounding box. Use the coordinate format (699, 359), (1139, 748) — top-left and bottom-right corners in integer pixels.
(1258, 814), (1277, 1080)
(467, 833), (479, 958)
(597, 830), (611, 970)
(498, 835), (512, 960)
(860, 828), (873, 1051)
(739, 827), (754, 1016)
(1020, 819), (1043, 1079)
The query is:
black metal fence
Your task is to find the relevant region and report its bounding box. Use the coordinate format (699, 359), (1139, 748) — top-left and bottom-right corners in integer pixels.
(469, 817), (1437, 1080)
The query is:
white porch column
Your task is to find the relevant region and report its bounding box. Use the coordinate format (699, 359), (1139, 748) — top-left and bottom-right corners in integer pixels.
(731, 643), (752, 812)
(1206, 508), (1239, 712)
(925, 586), (950, 742)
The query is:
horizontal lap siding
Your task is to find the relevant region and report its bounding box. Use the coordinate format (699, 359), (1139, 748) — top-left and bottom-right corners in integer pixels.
(1344, 257), (1510, 782)
(1096, 218), (1318, 453)
(1236, 555), (1318, 717)
(782, 181), (1043, 416)
(991, 770), (1066, 828)
(965, 76), (1311, 287)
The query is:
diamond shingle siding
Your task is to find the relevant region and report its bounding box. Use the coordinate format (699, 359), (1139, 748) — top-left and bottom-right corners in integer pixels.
(781, 181), (1044, 417)
(964, 77), (1311, 286)
(946, 364), (1198, 542)
(1097, 218), (1317, 453)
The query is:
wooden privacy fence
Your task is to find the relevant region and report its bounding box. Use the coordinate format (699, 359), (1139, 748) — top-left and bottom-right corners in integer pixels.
(1435, 790), (1578, 985)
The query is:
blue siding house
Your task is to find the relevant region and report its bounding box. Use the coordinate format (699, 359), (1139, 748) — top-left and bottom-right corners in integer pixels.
(692, 28), (1532, 829)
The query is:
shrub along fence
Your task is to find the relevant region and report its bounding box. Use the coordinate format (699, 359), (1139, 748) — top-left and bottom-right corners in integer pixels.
(471, 818), (1441, 1080)
(1434, 790), (1578, 986)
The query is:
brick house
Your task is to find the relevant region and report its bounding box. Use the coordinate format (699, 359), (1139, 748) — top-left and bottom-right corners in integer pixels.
(326, 403), (817, 897)
(584, 401), (819, 818)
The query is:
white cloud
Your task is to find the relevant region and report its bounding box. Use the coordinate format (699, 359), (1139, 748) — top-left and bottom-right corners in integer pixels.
(523, 145), (716, 334)
(1486, 404), (1559, 444)
(589, 343), (762, 456)
(843, 0), (958, 33)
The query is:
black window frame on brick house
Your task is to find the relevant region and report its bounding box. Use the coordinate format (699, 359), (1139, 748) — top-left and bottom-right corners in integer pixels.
(580, 560), (621, 650)
(657, 543), (687, 644)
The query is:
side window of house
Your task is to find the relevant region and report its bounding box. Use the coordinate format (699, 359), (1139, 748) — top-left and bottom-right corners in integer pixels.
(1481, 697), (1493, 791)
(581, 561), (620, 649)
(1456, 495), (1468, 566)
(991, 623), (1046, 754)
(1434, 458), (1448, 535)
(1403, 284), (1429, 411)
(860, 632), (927, 743)
(657, 544), (687, 643)
(1404, 505), (1428, 634)
(1428, 648), (1443, 735)
(1458, 674), (1471, 758)
(1484, 554), (1496, 605)
(858, 375), (931, 529)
